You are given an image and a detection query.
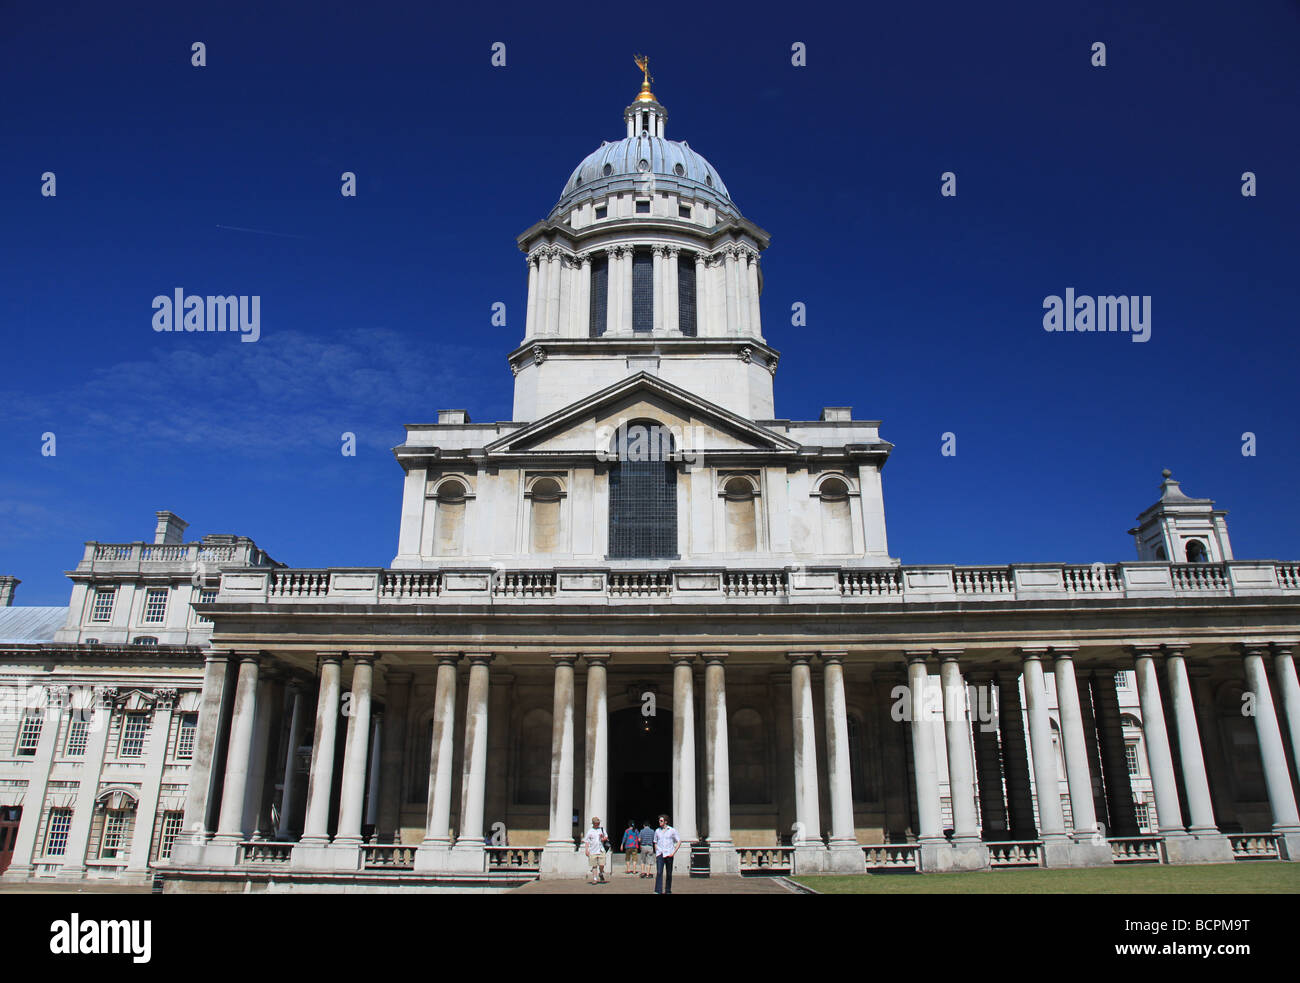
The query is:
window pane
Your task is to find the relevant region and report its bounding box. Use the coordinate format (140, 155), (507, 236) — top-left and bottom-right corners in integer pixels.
(588, 255), (608, 337)
(609, 459), (677, 558)
(631, 249), (653, 334)
(677, 254), (696, 336)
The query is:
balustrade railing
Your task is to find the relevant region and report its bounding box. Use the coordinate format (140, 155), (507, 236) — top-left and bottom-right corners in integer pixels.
(1063, 564), (1123, 593)
(1170, 563), (1229, 591)
(861, 844), (919, 869)
(1109, 836), (1164, 863)
(270, 570), (330, 597)
(1276, 564), (1300, 590)
(239, 841), (293, 865)
(840, 569), (902, 596)
(954, 567), (1014, 595)
(987, 841), (1042, 867)
(93, 545), (135, 560)
(1228, 834), (1279, 860)
(737, 846), (794, 873)
(380, 571), (441, 598)
(485, 846), (543, 871)
(497, 572), (557, 597)
(608, 571), (672, 597)
(361, 844), (416, 869)
(723, 571), (786, 597)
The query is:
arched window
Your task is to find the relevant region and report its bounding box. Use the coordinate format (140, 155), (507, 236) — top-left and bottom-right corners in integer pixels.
(1185, 540), (1208, 563)
(722, 476), (758, 552)
(608, 421), (677, 559)
(818, 476), (854, 554)
(433, 479), (467, 556)
(528, 478), (564, 554)
(730, 708), (769, 803)
(514, 708), (552, 805)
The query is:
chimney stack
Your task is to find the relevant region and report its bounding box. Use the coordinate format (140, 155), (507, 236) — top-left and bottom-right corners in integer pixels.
(0, 576), (18, 607)
(154, 511), (189, 545)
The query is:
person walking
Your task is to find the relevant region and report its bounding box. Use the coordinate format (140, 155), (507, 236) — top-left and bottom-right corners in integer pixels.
(584, 816), (609, 884)
(638, 819), (655, 877)
(653, 813), (681, 894)
(621, 820), (640, 875)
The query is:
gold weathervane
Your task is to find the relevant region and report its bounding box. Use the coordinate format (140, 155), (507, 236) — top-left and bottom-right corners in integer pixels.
(633, 54), (656, 101)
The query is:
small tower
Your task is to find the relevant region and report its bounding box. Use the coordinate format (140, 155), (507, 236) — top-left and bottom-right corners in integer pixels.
(624, 55), (667, 137)
(1128, 470), (1234, 563)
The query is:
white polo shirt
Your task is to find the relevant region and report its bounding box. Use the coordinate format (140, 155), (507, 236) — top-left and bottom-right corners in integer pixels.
(654, 825), (680, 857)
(584, 827), (606, 855)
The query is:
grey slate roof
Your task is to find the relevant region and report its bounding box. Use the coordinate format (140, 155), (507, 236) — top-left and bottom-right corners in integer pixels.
(0, 606), (69, 643)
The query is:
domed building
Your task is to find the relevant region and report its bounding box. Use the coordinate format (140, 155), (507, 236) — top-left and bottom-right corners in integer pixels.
(4, 67), (1298, 892)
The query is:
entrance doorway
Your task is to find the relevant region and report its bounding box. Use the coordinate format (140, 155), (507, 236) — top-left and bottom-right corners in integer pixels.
(607, 706), (672, 836)
(0, 806), (21, 873)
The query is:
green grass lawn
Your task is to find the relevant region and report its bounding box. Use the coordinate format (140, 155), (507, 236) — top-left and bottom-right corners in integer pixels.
(793, 862), (1300, 894)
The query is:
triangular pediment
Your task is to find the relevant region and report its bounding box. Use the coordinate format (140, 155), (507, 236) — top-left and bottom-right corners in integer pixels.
(485, 372), (799, 456)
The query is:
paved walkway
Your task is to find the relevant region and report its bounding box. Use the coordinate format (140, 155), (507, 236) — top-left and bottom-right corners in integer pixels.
(511, 871), (797, 894)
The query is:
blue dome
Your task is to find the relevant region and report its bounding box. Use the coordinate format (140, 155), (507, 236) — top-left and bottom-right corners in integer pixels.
(551, 135), (734, 220)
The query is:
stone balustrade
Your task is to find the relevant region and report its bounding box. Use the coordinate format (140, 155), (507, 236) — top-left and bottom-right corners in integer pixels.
(1228, 834), (1280, 860)
(238, 841), (293, 865)
(862, 843), (920, 869)
(737, 846), (794, 873)
(987, 841), (1043, 867)
(361, 844), (416, 869)
(1109, 836), (1165, 863)
(212, 561), (1300, 607)
(485, 847), (543, 871)
(81, 540), (273, 571)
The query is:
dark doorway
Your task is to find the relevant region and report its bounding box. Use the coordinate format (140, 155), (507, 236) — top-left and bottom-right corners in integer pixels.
(0, 806), (21, 873)
(608, 706), (672, 834)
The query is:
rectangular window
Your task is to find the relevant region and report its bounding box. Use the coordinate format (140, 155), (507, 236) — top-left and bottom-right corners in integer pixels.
(678, 204), (692, 219)
(1115, 670), (1128, 689)
(194, 588), (218, 624)
(677, 253), (697, 336)
(16, 709), (43, 755)
(159, 811), (184, 860)
(1134, 800), (1150, 830)
(594, 205), (607, 220)
(100, 810), (131, 859)
(44, 808), (73, 856)
(635, 199), (650, 214)
(90, 587), (116, 622)
(631, 248), (653, 334)
(1125, 742), (1140, 777)
(120, 713), (150, 757)
(142, 587), (168, 624)
(588, 254), (608, 337)
(175, 714), (197, 759)
(65, 717), (88, 756)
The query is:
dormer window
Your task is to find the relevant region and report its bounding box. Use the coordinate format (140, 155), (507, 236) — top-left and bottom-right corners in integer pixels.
(595, 205), (607, 220)
(679, 204), (692, 219)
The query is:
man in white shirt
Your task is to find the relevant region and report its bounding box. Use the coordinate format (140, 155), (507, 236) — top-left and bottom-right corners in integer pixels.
(583, 816), (609, 884)
(652, 813), (681, 894)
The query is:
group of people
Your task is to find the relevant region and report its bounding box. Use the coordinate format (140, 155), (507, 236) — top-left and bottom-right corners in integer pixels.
(583, 814), (681, 893)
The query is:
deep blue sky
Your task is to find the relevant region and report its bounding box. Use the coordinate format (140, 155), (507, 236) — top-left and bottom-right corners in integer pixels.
(3, 1), (1297, 604)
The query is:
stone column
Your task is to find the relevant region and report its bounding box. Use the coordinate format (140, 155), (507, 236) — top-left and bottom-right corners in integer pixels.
(545, 249), (562, 336)
(724, 246), (740, 335)
(704, 653), (738, 871)
(542, 655), (580, 875)
(1021, 649), (1070, 863)
(583, 655), (609, 830)
(453, 655), (492, 864)
(1241, 646), (1300, 857)
(1272, 645), (1300, 778)
(664, 246), (680, 333)
(1050, 649), (1112, 866)
(745, 248), (761, 336)
(276, 683), (305, 839)
(293, 654), (344, 862)
(671, 655), (698, 842)
(787, 653), (824, 867)
(604, 247), (619, 336)
(423, 655), (459, 846)
(1132, 647), (1186, 841)
(619, 247), (634, 334)
(736, 248), (752, 335)
(59, 687), (114, 876)
(577, 253), (592, 338)
(938, 652), (986, 868)
(524, 254), (539, 338)
(821, 653), (863, 871)
(1160, 648), (1234, 862)
(377, 671), (411, 842)
(364, 714), (383, 832)
(651, 246), (665, 334)
(334, 654), (375, 846)
(212, 652), (262, 846)
(905, 653), (952, 871)
(179, 652), (233, 842)
(693, 252), (708, 336)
